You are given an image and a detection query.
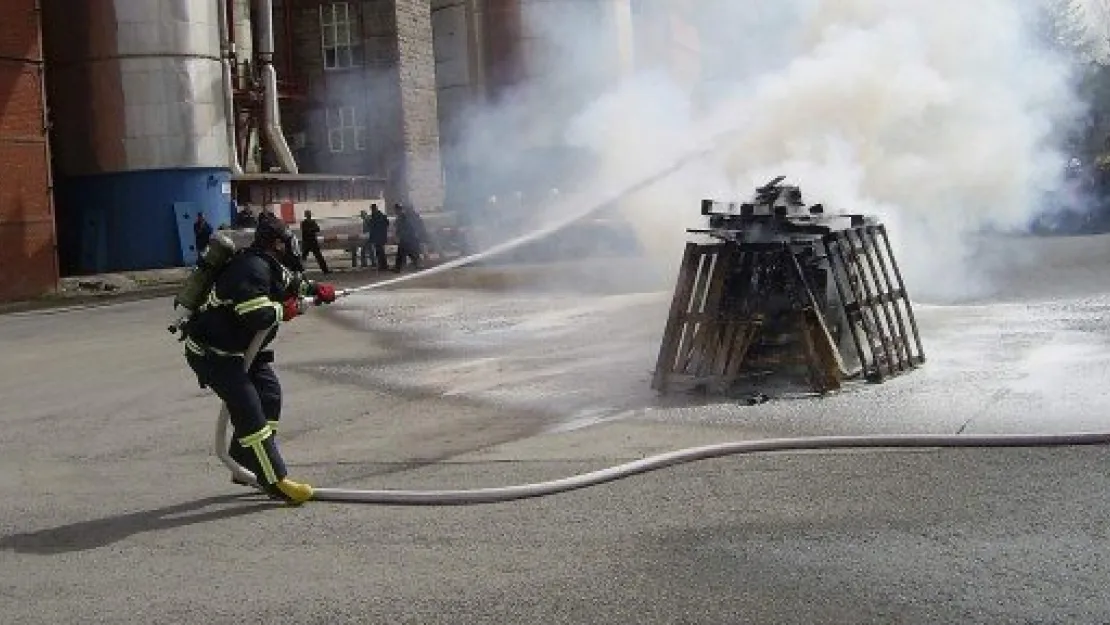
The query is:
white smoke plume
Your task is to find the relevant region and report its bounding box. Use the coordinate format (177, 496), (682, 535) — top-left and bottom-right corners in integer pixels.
(444, 0), (1089, 301)
(1053, 0), (1110, 62)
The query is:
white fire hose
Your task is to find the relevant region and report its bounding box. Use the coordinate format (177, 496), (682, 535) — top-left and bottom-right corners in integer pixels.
(214, 324), (1110, 506)
(217, 380), (1110, 505)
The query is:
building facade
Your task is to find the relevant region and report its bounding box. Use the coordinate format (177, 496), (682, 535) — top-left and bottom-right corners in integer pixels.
(3, 0), (698, 297)
(277, 0), (445, 212)
(0, 0), (58, 301)
(629, 0), (701, 91)
(430, 0), (702, 206)
(33, 0), (445, 279)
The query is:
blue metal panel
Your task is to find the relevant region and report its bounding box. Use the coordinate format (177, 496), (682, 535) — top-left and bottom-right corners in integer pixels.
(174, 202), (201, 266)
(78, 205), (108, 275)
(58, 168), (232, 273)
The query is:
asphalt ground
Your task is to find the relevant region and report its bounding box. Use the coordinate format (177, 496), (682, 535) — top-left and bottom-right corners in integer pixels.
(2, 236), (1110, 624)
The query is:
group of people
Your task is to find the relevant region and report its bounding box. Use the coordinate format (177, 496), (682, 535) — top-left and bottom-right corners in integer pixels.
(299, 202), (427, 274)
(356, 202), (426, 273)
(197, 202), (429, 276)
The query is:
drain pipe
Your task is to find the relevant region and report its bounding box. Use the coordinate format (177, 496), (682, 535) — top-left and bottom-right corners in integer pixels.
(256, 0), (299, 174)
(218, 0), (244, 176)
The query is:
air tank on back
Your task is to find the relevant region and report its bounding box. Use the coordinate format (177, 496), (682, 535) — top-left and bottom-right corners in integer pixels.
(42, 0), (233, 273)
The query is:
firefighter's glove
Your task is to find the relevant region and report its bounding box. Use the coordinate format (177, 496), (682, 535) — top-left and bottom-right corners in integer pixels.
(282, 296), (306, 322)
(314, 283), (337, 305)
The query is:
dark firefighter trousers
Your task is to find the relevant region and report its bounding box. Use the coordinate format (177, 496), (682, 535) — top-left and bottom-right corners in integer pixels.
(186, 349), (288, 486)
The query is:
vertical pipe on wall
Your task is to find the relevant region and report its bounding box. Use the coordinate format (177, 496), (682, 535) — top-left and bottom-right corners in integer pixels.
(218, 0), (245, 176)
(256, 0), (298, 173)
(482, 0), (523, 102)
(282, 0), (295, 91)
(33, 0), (60, 292)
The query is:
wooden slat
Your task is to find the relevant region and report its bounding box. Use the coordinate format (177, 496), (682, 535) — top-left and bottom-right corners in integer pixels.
(675, 249), (715, 372)
(690, 245), (735, 378)
(654, 224), (926, 395)
(651, 243), (702, 391)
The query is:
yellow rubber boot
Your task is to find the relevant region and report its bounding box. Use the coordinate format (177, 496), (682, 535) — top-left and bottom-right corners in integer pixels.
(270, 477), (314, 505)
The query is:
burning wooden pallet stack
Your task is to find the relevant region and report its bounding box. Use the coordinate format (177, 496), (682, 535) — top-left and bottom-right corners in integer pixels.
(652, 176), (926, 396)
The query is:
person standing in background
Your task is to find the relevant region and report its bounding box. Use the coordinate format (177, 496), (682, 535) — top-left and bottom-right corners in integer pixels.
(234, 203), (257, 229)
(365, 204), (390, 270)
(359, 210), (372, 268)
(408, 204), (431, 262)
(299, 210), (330, 274)
(193, 213), (213, 259)
(391, 203), (422, 272)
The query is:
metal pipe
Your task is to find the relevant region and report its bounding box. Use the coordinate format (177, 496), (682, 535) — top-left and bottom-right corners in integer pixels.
(227, 0), (236, 49)
(32, 0), (60, 292)
(218, 0), (245, 176)
(256, 0), (299, 174)
(282, 0), (296, 90)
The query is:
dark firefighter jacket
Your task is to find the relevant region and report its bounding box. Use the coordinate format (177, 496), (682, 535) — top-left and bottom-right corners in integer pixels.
(184, 247), (315, 358)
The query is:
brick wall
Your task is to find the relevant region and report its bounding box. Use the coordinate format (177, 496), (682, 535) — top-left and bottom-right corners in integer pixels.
(283, 0), (443, 211)
(0, 0), (58, 301)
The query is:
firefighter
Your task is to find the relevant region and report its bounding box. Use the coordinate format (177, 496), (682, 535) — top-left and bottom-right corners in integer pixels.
(182, 211), (337, 505)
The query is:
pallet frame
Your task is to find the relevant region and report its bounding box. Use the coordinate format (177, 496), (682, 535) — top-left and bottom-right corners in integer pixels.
(652, 223), (925, 395)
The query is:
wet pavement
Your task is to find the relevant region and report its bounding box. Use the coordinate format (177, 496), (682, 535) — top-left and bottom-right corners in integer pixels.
(2, 235), (1110, 624)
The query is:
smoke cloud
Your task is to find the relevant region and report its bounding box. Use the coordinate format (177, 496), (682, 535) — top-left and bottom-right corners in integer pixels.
(443, 0), (1088, 302)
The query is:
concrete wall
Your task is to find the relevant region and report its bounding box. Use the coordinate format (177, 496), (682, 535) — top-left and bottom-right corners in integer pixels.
(395, 0), (446, 211)
(431, 0), (476, 147)
(282, 0), (444, 210)
(0, 0), (58, 301)
(431, 0), (486, 207)
(428, 0), (704, 207)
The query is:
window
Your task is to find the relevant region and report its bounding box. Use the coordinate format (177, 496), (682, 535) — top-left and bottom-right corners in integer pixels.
(326, 106), (367, 153)
(320, 2), (364, 70)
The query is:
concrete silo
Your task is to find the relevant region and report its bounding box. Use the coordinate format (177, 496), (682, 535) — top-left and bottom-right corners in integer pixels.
(42, 0), (236, 273)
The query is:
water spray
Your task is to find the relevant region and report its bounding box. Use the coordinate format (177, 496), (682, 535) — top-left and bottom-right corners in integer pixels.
(331, 143), (720, 299)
